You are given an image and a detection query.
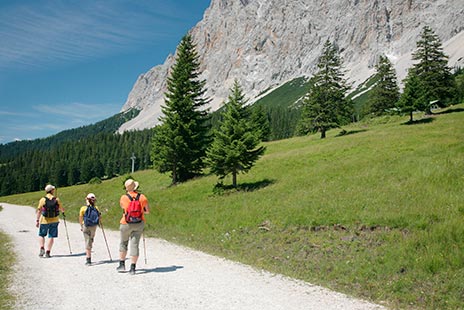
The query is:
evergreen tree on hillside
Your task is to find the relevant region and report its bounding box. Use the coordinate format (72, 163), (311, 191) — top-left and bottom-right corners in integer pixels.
(249, 105), (271, 141)
(367, 55), (400, 115)
(298, 40), (353, 139)
(397, 73), (426, 122)
(399, 26), (455, 116)
(454, 68), (464, 103)
(206, 81), (266, 188)
(151, 34), (211, 184)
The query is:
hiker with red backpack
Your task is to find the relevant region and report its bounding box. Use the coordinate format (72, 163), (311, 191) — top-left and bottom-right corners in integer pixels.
(79, 193), (101, 265)
(117, 179), (150, 274)
(36, 184), (65, 258)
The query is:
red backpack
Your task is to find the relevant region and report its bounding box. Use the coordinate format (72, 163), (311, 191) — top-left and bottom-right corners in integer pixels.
(125, 193), (143, 223)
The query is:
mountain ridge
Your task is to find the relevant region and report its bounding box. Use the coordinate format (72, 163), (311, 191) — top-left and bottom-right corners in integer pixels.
(118, 0), (464, 133)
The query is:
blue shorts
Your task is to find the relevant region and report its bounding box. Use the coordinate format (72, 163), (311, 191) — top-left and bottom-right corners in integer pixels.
(38, 222), (59, 238)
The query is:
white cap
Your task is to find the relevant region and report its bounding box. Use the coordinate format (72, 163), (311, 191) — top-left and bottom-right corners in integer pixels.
(86, 193), (96, 200)
(44, 184), (55, 193)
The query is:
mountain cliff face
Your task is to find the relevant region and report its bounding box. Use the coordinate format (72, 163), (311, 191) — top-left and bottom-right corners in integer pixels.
(118, 0), (464, 132)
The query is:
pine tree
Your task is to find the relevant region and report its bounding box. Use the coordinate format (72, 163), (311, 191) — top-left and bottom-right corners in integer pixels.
(402, 26), (455, 114)
(151, 34), (211, 184)
(367, 55), (400, 115)
(397, 73), (426, 122)
(455, 68), (464, 103)
(250, 105), (271, 141)
(206, 81), (266, 188)
(298, 40), (353, 139)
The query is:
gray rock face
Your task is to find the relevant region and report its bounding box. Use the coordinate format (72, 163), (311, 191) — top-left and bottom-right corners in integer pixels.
(118, 0), (464, 132)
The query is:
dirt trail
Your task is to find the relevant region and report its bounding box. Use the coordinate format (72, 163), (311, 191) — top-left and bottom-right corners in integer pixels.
(0, 203), (386, 310)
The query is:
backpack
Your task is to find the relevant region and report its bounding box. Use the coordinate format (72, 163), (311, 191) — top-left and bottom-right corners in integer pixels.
(125, 193), (143, 223)
(83, 205), (100, 227)
(41, 196), (60, 218)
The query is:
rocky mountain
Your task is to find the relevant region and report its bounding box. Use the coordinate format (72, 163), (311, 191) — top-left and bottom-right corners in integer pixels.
(118, 0), (464, 133)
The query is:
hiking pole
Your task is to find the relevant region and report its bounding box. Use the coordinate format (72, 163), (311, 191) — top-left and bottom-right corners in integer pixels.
(55, 187), (72, 254)
(99, 220), (112, 262)
(143, 233), (147, 264)
(62, 213), (72, 254)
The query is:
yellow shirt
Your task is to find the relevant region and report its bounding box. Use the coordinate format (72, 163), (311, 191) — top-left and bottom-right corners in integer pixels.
(79, 205), (101, 217)
(37, 193), (62, 224)
(79, 205), (101, 226)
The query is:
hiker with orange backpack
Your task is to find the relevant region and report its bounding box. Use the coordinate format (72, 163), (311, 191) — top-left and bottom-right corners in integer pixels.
(79, 193), (101, 265)
(36, 184), (65, 258)
(117, 179), (150, 274)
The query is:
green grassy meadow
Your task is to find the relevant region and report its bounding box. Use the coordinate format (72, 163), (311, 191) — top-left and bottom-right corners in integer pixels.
(0, 209), (15, 310)
(1, 104), (463, 309)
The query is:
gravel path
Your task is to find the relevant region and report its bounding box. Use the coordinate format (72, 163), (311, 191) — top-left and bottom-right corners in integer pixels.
(0, 203), (386, 310)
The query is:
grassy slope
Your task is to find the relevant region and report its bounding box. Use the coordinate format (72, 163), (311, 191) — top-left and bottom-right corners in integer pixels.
(2, 104), (463, 309)
(0, 208), (15, 310)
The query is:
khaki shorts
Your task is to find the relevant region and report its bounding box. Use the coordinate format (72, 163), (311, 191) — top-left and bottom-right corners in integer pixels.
(82, 225), (98, 250)
(119, 222), (144, 256)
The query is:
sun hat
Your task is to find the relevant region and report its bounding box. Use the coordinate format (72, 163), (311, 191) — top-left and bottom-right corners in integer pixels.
(134, 181), (139, 191)
(124, 179), (136, 191)
(44, 184), (55, 193)
(86, 193), (96, 200)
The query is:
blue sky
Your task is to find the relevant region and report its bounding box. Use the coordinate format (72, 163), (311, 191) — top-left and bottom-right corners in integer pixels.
(0, 0), (211, 144)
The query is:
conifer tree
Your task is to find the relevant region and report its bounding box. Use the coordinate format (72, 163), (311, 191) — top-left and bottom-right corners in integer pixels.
(400, 26), (455, 115)
(250, 105), (271, 141)
(206, 81), (266, 188)
(397, 74), (426, 122)
(151, 34), (211, 184)
(298, 40), (353, 138)
(367, 55), (400, 115)
(455, 68), (464, 103)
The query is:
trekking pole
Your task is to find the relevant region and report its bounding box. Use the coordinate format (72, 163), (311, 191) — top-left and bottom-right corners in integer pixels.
(99, 219), (112, 262)
(143, 233), (147, 264)
(56, 188), (72, 254)
(62, 213), (72, 254)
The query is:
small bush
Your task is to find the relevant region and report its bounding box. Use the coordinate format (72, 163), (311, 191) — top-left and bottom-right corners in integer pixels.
(89, 177), (102, 184)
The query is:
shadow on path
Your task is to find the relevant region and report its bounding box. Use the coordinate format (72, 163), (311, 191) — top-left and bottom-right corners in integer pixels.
(137, 265), (184, 274)
(92, 259), (118, 266)
(52, 252), (86, 258)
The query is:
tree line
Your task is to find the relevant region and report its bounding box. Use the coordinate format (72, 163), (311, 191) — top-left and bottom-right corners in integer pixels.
(0, 130), (152, 196)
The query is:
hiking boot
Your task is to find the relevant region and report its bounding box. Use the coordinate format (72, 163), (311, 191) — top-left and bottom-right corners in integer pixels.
(45, 251), (51, 258)
(39, 248), (45, 257)
(85, 257), (91, 265)
(116, 261), (125, 272)
(129, 264), (136, 275)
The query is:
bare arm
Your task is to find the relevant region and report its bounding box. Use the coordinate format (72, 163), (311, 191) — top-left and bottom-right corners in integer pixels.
(144, 203), (150, 214)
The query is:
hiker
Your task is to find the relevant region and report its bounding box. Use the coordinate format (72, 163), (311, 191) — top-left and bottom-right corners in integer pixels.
(117, 179), (150, 274)
(36, 184), (65, 258)
(79, 193), (101, 265)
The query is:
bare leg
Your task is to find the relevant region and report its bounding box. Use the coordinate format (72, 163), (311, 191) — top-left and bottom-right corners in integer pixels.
(47, 238), (54, 251)
(38, 236), (45, 248)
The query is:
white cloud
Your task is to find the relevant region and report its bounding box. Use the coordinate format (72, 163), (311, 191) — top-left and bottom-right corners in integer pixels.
(0, 110), (21, 116)
(34, 102), (121, 120)
(0, 1), (184, 71)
